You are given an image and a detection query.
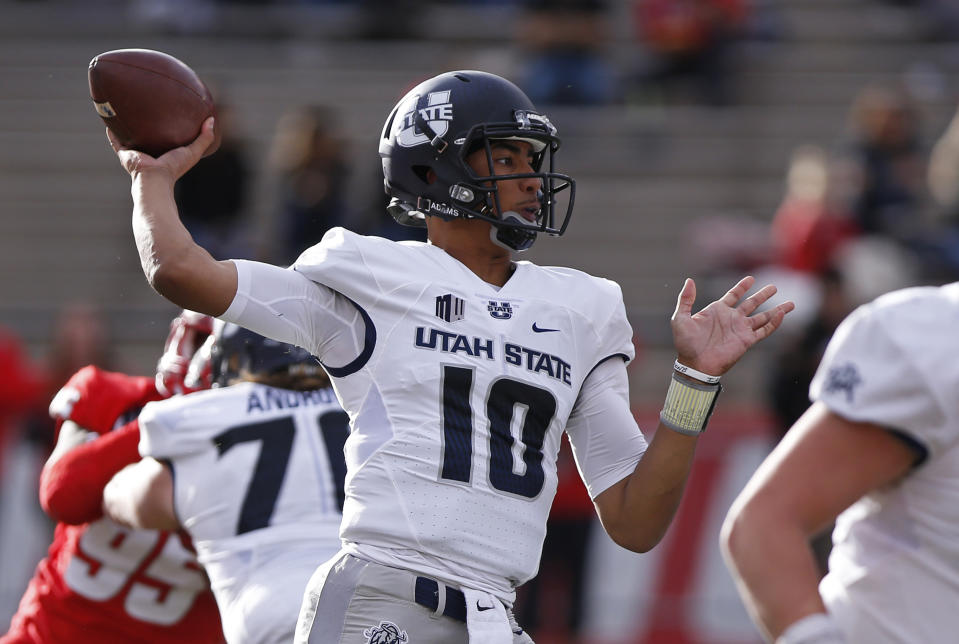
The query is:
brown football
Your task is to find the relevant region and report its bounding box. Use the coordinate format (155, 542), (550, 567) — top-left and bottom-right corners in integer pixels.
(88, 48), (220, 157)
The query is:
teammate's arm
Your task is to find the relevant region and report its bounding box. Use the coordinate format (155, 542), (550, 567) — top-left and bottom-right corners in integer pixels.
(720, 402), (919, 641)
(110, 117), (237, 316)
(40, 420), (142, 524)
(103, 458), (179, 532)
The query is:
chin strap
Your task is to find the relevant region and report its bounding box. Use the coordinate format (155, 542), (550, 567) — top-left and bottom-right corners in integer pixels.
(491, 211), (537, 252)
(389, 197), (538, 252)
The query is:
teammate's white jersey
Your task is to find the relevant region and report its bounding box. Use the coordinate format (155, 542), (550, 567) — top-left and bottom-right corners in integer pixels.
(809, 282), (959, 643)
(138, 382), (347, 644)
(221, 228), (648, 601)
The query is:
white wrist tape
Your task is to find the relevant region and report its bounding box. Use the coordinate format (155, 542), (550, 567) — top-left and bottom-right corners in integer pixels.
(659, 372), (721, 435)
(673, 359), (721, 384)
(775, 613), (847, 644)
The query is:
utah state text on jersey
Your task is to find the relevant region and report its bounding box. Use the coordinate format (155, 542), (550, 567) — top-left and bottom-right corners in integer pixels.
(414, 326), (572, 386)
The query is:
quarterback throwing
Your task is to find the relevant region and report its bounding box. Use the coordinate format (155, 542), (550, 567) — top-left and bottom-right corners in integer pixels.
(107, 69), (793, 643)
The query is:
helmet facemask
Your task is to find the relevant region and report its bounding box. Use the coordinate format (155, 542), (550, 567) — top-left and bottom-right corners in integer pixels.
(427, 112), (574, 252)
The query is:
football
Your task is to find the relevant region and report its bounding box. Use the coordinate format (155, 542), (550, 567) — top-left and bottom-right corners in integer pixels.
(88, 48), (220, 157)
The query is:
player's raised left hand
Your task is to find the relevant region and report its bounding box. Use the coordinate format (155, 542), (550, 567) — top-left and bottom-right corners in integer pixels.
(670, 276), (794, 377)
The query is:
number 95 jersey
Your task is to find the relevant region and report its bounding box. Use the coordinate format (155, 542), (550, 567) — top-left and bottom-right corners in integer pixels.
(226, 228), (641, 600)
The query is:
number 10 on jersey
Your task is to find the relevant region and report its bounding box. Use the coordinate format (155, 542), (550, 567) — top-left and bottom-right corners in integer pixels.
(439, 365), (557, 499)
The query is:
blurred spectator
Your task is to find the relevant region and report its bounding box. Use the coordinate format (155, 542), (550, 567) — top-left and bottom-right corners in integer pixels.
(764, 235), (925, 454)
(356, 0), (422, 39)
(881, 0), (959, 41)
(844, 81), (959, 282)
(5, 303), (117, 568)
(835, 235), (923, 308)
(766, 267), (852, 442)
(23, 301), (117, 457)
(267, 104), (353, 264)
(9, 302), (115, 473)
(923, 102), (959, 278)
(43, 302), (114, 399)
(926, 101), (959, 220)
(843, 82), (927, 242)
(129, 0), (219, 35)
(515, 0), (617, 106)
(769, 144), (858, 276)
(175, 98), (254, 261)
(514, 436), (594, 644)
(0, 327), (47, 474)
(0, 327), (49, 631)
(631, 0), (749, 106)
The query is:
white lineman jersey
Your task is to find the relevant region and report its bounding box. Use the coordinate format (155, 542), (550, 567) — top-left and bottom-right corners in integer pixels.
(810, 282), (959, 643)
(138, 382), (347, 644)
(221, 228), (644, 600)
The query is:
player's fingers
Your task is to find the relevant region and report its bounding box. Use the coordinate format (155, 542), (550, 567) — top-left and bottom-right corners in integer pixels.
(672, 278), (696, 320)
(754, 309), (786, 341)
(749, 301), (795, 336)
(107, 128), (144, 174)
(739, 284), (778, 316)
(171, 116), (215, 161)
(194, 116), (215, 147)
(721, 275), (756, 307)
(106, 127), (122, 152)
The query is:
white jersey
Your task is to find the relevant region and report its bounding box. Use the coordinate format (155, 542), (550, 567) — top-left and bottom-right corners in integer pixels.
(809, 282), (959, 643)
(138, 382), (347, 644)
(221, 228), (648, 600)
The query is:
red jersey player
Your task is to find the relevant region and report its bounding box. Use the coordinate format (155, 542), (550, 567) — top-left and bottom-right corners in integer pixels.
(1, 311), (225, 644)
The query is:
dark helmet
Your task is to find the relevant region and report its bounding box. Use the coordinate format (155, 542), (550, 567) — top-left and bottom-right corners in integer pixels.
(379, 70), (575, 251)
(210, 321), (326, 388)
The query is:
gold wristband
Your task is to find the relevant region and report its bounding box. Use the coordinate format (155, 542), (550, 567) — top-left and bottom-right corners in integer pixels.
(659, 372), (722, 435)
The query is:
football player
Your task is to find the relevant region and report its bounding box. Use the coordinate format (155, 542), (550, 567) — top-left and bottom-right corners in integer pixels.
(107, 69), (794, 643)
(1, 310), (224, 644)
(103, 322), (347, 644)
(721, 282), (959, 644)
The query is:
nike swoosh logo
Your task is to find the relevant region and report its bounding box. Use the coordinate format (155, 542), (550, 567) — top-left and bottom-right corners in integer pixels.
(476, 602), (495, 612)
(531, 323), (560, 333)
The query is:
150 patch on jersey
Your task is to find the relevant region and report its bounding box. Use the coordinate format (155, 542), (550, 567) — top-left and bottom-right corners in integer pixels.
(435, 293), (466, 323)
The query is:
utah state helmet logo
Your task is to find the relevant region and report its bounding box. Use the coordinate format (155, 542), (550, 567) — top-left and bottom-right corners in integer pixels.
(395, 90), (453, 148)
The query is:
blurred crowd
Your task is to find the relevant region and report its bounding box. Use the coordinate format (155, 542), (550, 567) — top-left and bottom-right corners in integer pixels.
(682, 74), (959, 580)
(130, 0), (788, 109)
(692, 77), (959, 425)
